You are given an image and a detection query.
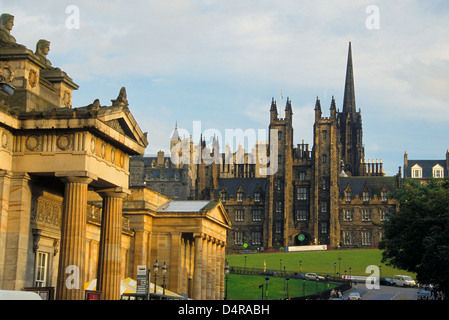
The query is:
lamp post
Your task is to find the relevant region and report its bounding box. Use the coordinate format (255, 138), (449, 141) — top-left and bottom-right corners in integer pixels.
(334, 262), (336, 275)
(224, 262), (230, 300)
(153, 260), (159, 294)
(265, 277), (269, 300)
(147, 267), (151, 300)
(161, 261), (167, 297)
(286, 277), (290, 299)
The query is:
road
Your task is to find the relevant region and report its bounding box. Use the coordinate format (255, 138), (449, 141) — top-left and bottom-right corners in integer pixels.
(343, 285), (419, 300)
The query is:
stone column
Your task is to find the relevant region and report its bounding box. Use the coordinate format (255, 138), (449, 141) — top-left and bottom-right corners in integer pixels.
(3, 172), (32, 290)
(192, 234), (203, 300)
(0, 170), (12, 289)
(201, 235), (208, 299)
(56, 176), (93, 300)
(96, 188), (129, 300)
(210, 239), (217, 300)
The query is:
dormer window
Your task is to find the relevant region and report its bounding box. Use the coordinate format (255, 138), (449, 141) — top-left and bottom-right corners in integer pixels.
(237, 192), (243, 202)
(221, 192), (227, 203)
(411, 164), (422, 178)
(363, 191), (370, 202)
(345, 191), (352, 202)
(433, 164), (444, 178)
(254, 192), (261, 203)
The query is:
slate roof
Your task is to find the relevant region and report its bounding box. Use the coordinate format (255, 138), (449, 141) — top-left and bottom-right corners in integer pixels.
(215, 178), (267, 198)
(405, 160), (447, 178)
(156, 200), (216, 213)
(338, 176), (398, 197)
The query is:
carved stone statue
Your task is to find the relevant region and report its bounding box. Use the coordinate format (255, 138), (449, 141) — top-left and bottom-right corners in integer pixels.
(0, 13), (16, 45)
(35, 39), (52, 68)
(111, 87), (129, 107)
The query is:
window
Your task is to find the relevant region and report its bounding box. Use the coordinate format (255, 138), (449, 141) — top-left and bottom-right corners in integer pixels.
(322, 178), (328, 190)
(433, 164), (444, 178)
(174, 187), (179, 198)
(323, 154), (327, 163)
(362, 232), (372, 246)
(323, 130), (327, 139)
(320, 201), (328, 213)
(174, 172), (180, 181)
(275, 223), (282, 234)
(237, 192), (243, 202)
(277, 179), (282, 191)
(235, 231), (243, 245)
(320, 222), (328, 234)
(344, 232), (353, 245)
(252, 209), (263, 222)
(296, 209), (308, 221)
(275, 201), (283, 213)
(235, 209), (245, 221)
(345, 191), (352, 202)
(363, 191), (370, 202)
(221, 192), (227, 203)
(362, 209), (371, 222)
(381, 191), (388, 202)
(343, 209), (353, 221)
(254, 192), (261, 203)
(160, 187), (165, 195)
(297, 187), (307, 200)
(35, 252), (49, 287)
(411, 164), (422, 178)
(252, 232), (262, 245)
(380, 209), (387, 221)
(299, 172), (306, 181)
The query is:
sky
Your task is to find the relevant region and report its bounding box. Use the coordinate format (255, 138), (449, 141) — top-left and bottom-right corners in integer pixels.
(2, 0), (449, 175)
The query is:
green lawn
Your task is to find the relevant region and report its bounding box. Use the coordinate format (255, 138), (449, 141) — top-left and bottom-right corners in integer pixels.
(225, 274), (337, 300)
(226, 248), (415, 279)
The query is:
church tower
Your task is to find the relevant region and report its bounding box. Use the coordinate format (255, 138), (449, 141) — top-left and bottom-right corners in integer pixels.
(337, 42), (364, 176)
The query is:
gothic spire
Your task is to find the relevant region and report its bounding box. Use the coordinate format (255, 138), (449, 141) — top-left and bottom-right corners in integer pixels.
(342, 42), (356, 114)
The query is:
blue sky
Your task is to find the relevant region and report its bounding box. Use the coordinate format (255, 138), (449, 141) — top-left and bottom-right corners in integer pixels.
(2, 0), (449, 175)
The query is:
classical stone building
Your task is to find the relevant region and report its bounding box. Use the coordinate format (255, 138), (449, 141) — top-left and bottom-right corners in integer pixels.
(131, 42), (400, 254)
(0, 14), (231, 300)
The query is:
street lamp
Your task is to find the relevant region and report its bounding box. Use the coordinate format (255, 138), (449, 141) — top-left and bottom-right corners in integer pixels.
(265, 277), (270, 300)
(153, 259), (159, 293)
(285, 277), (290, 299)
(224, 262), (230, 300)
(161, 261), (167, 297)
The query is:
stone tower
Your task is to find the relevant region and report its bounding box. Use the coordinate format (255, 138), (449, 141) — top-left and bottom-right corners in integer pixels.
(266, 98), (294, 248)
(312, 97), (341, 247)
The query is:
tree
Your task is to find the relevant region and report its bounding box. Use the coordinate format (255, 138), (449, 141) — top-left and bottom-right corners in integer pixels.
(380, 178), (449, 297)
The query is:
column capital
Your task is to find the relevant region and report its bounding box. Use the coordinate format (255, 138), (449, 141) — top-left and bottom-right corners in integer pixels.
(55, 171), (97, 185)
(97, 187), (130, 199)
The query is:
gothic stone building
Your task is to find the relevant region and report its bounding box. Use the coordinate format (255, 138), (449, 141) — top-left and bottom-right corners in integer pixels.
(130, 42), (400, 254)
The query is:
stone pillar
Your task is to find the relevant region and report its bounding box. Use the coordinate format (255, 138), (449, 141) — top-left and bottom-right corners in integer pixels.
(56, 176), (93, 300)
(201, 235), (208, 299)
(192, 234), (203, 300)
(210, 239), (217, 300)
(0, 170), (12, 289)
(3, 173), (32, 290)
(206, 238), (212, 299)
(96, 188), (128, 300)
(169, 232), (181, 294)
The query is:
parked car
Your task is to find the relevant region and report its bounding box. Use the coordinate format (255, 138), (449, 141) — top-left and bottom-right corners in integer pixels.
(417, 288), (432, 300)
(305, 273), (324, 281)
(380, 277), (394, 286)
(260, 270), (278, 277)
(393, 275), (416, 287)
(0, 290), (42, 300)
(348, 292), (361, 300)
(289, 273), (306, 280)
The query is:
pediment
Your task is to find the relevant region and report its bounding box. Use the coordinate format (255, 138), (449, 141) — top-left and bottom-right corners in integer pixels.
(205, 201), (232, 229)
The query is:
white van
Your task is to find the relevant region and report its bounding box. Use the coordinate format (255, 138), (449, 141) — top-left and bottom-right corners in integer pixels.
(0, 290), (43, 300)
(393, 275), (416, 287)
